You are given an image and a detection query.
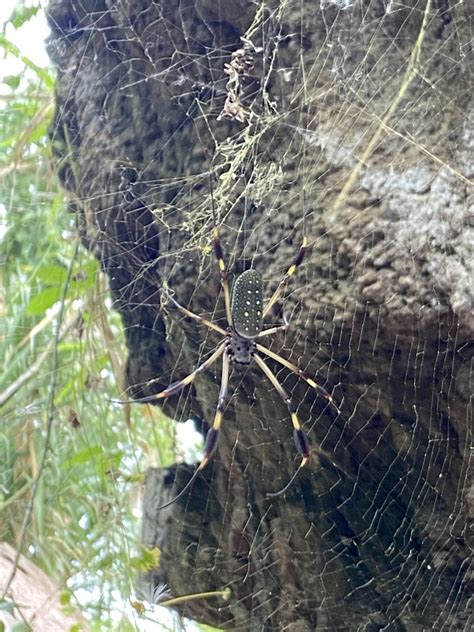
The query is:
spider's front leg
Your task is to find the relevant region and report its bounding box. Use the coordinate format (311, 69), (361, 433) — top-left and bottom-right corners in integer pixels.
(210, 177), (233, 329)
(262, 232), (308, 318)
(213, 226), (233, 328)
(161, 289), (227, 336)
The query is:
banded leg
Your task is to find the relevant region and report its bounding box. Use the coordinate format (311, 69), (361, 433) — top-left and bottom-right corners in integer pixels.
(253, 353), (310, 498)
(156, 347), (231, 510)
(209, 177), (233, 327)
(256, 342), (340, 414)
(163, 291), (227, 336)
(213, 226), (233, 327)
(262, 234), (308, 318)
(112, 341), (227, 404)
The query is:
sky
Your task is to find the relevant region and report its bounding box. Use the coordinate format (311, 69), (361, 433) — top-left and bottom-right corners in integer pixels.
(0, 0), (50, 74)
(0, 2), (49, 245)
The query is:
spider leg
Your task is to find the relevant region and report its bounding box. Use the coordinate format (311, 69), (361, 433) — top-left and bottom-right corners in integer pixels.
(209, 177), (233, 327)
(163, 291), (227, 336)
(255, 342), (340, 414)
(253, 353), (309, 498)
(112, 341), (226, 404)
(156, 347), (231, 510)
(212, 226), (233, 328)
(257, 315), (289, 338)
(262, 235), (308, 318)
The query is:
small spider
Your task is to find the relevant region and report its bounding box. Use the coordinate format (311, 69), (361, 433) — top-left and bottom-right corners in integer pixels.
(115, 193), (339, 507)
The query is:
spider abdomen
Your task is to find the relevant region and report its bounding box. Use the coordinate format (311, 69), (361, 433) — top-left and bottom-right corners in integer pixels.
(231, 269), (263, 339)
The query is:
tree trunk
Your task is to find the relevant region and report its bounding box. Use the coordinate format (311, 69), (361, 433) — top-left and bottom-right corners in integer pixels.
(47, 0), (472, 629)
(0, 543), (87, 630)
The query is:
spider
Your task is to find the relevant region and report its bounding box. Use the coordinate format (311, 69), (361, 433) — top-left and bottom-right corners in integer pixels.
(115, 197), (339, 508)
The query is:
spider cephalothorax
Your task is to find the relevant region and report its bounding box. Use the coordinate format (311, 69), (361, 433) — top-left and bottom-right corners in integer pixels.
(115, 198), (339, 508)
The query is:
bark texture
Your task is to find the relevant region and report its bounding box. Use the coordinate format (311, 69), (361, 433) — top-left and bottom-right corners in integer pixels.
(47, 0), (472, 630)
(0, 542), (87, 630)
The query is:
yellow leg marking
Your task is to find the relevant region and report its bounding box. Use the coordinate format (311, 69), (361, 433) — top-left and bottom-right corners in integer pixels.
(197, 456), (210, 471)
(213, 410), (222, 430)
(262, 234), (307, 317)
(112, 342), (228, 405)
(256, 343), (339, 411)
(291, 412), (301, 431)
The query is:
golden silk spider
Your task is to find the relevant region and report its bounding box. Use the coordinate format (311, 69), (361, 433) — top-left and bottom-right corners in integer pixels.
(114, 191), (339, 507)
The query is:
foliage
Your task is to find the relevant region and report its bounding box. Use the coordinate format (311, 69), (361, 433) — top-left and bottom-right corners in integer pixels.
(0, 4), (204, 630)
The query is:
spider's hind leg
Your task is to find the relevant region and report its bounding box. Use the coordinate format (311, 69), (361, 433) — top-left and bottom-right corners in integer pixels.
(256, 342), (340, 414)
(155, 347), (231, 510)
(253, 353), (310, 499)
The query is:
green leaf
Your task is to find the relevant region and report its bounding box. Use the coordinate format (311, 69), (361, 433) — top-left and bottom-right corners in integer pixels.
(12, 623), (31, 632)
(70, 260), (100, 291)
(62, 445), (104, 469)
(130, 546), (161, 571)
(9, 5), (40, 29)
(0, 35), (54, 88)
(33, 261), (99, 291)
(3, 75), (21, 89)
(35, 264), (68, 286)
(59, 590), (72, 606)
(0, 600), (15, 613)
(26, 286), (61, 315)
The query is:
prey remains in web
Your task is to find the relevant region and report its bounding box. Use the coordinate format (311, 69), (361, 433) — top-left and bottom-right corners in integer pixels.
(113, 181), (341, 508)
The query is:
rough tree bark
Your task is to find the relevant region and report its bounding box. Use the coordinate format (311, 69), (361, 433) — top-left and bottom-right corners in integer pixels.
(47, 0), (472, 630)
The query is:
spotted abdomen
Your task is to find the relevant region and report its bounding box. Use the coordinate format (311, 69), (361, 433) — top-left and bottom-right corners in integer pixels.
(231, 269), (263, 339)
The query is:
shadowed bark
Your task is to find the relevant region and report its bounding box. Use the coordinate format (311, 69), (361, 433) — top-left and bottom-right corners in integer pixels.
(47, 0), (472, 629)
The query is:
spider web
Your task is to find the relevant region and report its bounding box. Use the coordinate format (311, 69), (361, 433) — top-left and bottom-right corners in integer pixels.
(44, 0), (472, 629)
